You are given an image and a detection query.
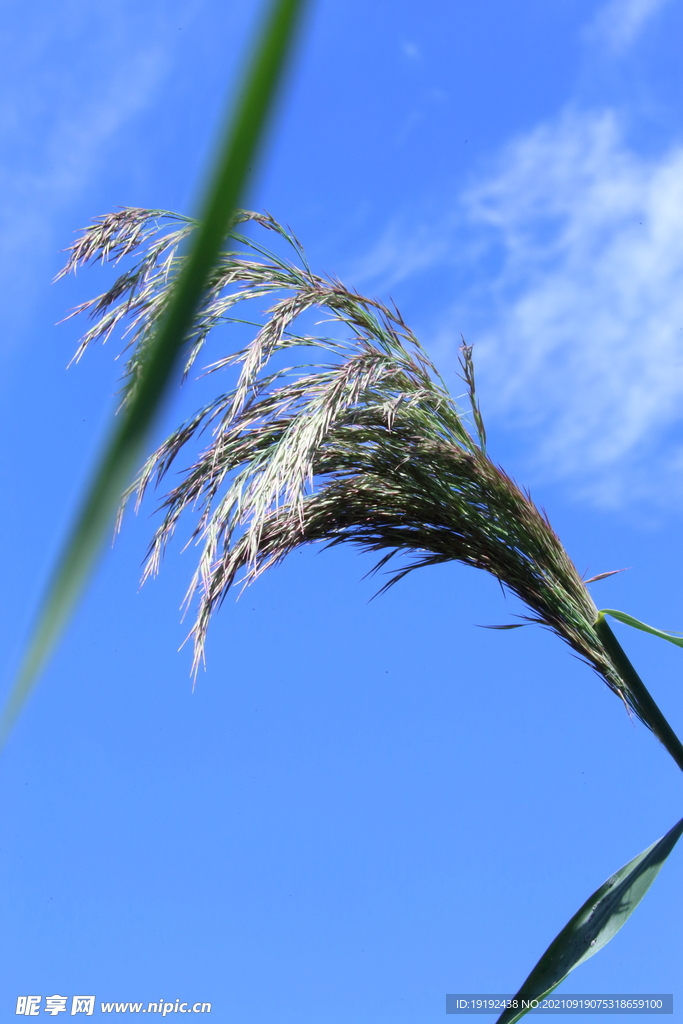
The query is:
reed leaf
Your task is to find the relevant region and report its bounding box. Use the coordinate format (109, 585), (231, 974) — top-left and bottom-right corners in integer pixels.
(598, 609), (683, 649)
(496, 816), (683, 1024)
(0, 0), (306, 745)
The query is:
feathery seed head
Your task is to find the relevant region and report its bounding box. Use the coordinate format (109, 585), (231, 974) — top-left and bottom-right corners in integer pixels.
(60, 208), (639, 721)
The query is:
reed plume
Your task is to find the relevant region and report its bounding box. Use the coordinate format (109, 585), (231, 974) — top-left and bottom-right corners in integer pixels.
(59, 208), (683, 764)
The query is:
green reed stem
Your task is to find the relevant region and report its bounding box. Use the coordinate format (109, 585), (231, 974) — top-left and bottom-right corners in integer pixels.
(594, 615), (683, 772)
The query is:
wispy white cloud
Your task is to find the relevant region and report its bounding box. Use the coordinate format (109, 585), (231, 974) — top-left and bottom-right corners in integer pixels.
(0, 3), (178, 345)
(351, 218), (452, 289)
(586, 0), (672, 54)
(455, 109), (683, 507)
(354, 107), (683, 508)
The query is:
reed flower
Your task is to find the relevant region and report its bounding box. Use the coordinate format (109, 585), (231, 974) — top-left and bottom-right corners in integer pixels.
(59, 208), (677, 749)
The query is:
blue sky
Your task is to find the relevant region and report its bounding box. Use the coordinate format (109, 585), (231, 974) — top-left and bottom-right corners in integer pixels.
(2, 0), (683, 1020)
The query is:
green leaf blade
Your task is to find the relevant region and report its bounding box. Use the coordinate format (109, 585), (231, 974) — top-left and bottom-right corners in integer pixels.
(599, 608), (683, 649)
(0, 0), (307, 745)
(496, 817), (683, 1024)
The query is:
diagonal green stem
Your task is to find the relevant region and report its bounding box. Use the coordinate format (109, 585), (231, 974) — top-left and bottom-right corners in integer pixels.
(0, 0), (307, 747)
(594, 615), (683, 772)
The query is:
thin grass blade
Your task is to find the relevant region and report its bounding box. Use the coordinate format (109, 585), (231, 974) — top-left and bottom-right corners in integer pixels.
(599, 609), (683, 649)
(496, 816), (683, 1024)
(477, 624), (527, 631)
(584, 570), (627, 584)
(0, 0), (307, 746)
